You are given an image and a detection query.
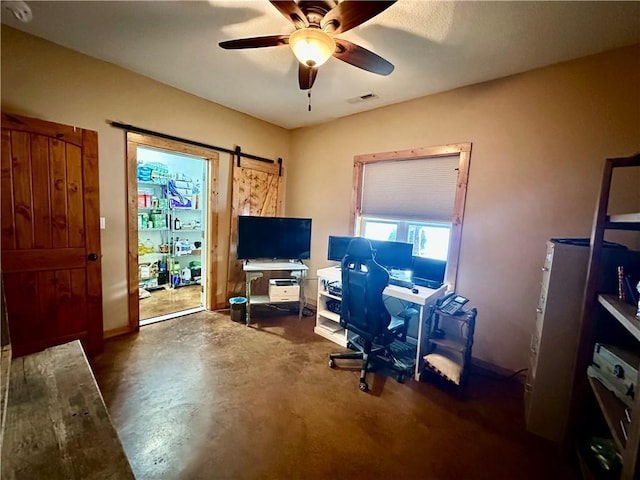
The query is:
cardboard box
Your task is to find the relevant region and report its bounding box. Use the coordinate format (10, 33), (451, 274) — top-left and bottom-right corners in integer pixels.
(588, 343), (639, 407)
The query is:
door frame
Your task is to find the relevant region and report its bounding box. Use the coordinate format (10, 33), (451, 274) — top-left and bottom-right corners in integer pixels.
(125, 132), (219, 331)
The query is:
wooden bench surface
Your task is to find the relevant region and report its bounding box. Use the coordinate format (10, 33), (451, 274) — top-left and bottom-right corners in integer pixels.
(1, 340), (134, 479)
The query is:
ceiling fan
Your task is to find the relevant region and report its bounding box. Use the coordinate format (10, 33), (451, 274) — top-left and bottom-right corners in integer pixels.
(219, 0), (396, 90)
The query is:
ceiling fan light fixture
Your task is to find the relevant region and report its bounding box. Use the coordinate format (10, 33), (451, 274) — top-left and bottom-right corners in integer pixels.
(289, 28), (336, 68)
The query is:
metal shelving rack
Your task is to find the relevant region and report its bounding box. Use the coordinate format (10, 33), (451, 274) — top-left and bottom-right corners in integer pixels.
(138, 180), (204, 290)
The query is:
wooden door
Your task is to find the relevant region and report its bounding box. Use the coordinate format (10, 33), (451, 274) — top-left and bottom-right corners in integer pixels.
(1, 112), (103, 357)
(226, 156), (283, 299)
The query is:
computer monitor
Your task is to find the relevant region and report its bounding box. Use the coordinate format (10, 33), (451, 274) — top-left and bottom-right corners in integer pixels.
(327, 236), (353, 262)
(327, 235), (413, 271)
(370, 239), (413, 270)
(411, 256), (447, 283)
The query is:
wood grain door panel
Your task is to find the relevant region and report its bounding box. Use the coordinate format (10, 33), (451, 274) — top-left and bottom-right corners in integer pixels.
(226, 157), (283, 298)
(1, 112), (102, 357)
(2, 269), (89, 354)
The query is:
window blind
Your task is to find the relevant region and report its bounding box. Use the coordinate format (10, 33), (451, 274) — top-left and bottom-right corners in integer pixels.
(361, 155), (459, 222)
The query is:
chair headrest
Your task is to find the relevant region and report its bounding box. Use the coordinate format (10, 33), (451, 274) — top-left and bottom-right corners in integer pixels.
(346, 237), (374, 259)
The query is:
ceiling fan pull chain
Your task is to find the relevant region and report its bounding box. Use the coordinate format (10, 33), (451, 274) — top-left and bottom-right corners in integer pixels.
(308, 90), (312, 112)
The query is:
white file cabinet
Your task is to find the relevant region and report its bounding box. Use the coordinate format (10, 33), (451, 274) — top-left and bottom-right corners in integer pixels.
(525, 240), (590, 442)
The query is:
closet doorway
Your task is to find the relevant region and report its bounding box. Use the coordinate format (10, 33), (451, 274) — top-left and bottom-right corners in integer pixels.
(126, 133), (219, 329)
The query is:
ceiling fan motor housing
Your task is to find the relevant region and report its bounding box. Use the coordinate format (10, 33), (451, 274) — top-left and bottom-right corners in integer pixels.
(219, 1), (397, 90)
(298, 0), (337, 27)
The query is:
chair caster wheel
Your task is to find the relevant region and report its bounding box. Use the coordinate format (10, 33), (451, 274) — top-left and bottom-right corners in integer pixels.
(328, 358), (335, 368)
(359, 381), (369, 392)
(397, 374), (405, 384)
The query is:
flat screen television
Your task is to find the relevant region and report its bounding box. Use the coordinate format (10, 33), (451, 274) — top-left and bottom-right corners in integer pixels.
(237, 216), (312, 260)
(327, 235), (413, 270)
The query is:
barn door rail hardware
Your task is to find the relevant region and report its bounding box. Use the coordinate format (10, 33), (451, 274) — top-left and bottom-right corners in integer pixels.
(109, 121), (278, 169)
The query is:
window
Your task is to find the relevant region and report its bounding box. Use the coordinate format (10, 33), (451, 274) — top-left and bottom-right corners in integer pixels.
(362, 217), (451, 261)
(351, 143), (471, 288)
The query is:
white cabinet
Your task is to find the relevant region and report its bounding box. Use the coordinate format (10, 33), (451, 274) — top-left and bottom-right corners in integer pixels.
(525, 240), (590, 442)
(315, 267), (349, 347)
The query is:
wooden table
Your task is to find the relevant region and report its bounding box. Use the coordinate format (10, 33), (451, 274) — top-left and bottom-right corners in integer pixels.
(1, 340), (134, 479)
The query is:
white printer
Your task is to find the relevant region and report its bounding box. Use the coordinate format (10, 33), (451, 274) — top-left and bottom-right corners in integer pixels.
(268, 278), (300, 302)
(587, 343), (639, 407)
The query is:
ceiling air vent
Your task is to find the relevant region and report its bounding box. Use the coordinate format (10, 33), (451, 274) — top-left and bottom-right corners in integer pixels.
(346, 93), (379, 104)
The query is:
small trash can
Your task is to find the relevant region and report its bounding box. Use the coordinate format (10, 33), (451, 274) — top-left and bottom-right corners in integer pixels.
(229, 296), (247, 323)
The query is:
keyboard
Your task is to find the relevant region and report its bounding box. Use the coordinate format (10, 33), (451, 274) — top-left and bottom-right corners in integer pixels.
(388, 276), (414, 289)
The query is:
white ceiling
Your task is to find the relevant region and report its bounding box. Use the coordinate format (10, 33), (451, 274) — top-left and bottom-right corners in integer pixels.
(2, 1), (639, 130)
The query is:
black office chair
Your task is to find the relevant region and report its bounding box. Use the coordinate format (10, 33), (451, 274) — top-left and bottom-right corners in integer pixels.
(328, 238), (414, 392)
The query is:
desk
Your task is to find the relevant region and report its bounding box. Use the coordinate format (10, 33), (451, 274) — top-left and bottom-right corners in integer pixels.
(243, 260), (309, 325)
(315, 266), (447, 381)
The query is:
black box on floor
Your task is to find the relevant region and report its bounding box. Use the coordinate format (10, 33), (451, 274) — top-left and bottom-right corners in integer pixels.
(158, 271), (168, 285)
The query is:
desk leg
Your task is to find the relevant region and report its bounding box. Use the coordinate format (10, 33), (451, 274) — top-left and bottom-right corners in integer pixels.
(415, 297), (442, 381)
(415, 306), (426, 381)
(245, 273), (251, 326)
(291, 269), (306, 320)
(298, 270), (306, 320)
(245, 271), (263, 326)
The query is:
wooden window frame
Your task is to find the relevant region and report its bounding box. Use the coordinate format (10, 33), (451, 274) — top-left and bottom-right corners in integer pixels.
(351, 143), (471, 289)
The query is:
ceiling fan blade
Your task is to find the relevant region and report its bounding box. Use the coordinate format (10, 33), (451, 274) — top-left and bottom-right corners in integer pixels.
(270, 1), (309, 29)
(333, 39), (394, 75)
(321, 1), (396, 35)
(299, 64), (318, 90)
(219, 35), (289, 49)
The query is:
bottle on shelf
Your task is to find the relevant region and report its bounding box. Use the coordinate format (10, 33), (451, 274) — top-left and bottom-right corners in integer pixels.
(174, 216), (181, 230)
(144, 238), (154, 254)
(182, 267), (192, 282)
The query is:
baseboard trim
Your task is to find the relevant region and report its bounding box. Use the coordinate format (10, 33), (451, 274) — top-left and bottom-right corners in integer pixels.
(471, 357), (526, 383)
(104, 325), (136, 339)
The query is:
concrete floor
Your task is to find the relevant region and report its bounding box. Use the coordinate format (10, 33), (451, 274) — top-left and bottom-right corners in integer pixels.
(139, 284), (202, 321)
(92, 311), (577, 480)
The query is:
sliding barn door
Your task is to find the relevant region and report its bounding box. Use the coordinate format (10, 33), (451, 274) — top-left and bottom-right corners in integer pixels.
(1, 112), (103, 356)
(226, 156), (283, 299)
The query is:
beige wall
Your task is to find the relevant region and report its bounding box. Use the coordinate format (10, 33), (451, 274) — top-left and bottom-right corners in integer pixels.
(2, 25), (638, 372)
(1, 27), (291, 332)
(287, 44), (640, 372)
